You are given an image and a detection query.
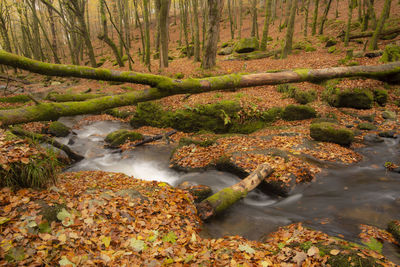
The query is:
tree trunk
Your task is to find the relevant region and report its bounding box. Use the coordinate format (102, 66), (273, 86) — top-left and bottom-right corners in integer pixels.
(304, 0), (311, 36)
(98, 0), (124, 67)
(1, 50), (400, 125)
(143, 0), (151, 70)
(281, 0), (297, 58)
(238, 0), (243, 38)
(318, 0), (333, 34)
(158, 0), (171, 69)
(201, 0), (223, 69)
(197, 164), (273, 220)
(369, 0), (391, 50)
(344, 0), (354, 46)
(251, 0), (258, 38)
(260, 0), (272, 51)
(192, 0), (201, 62)
(311, 0), (320, 35)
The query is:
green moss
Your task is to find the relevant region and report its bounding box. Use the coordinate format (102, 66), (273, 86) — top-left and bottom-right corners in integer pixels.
(310, 122), (354, 146)
(373, 88), (388, 106)
(277, 84), (316, 104)
(104, 108), (132, 119)
(261, 107), (283, 122)
(380, 44), (400, 63)
(282, 105), (317, 121)
(205, 187), (246, 213)
(387, 220), (400, 242)
(326, 88), (374, 109)
(47, 121), (70, 137)
(46, 92), (105, 102)
(234, 37), (259, 53)
(357, 122), (377, 130)
(0, 95), (31, 103)
(328, 46), (336, 53)
(294, 69), (310, 80)
(105, 129), (143, 148)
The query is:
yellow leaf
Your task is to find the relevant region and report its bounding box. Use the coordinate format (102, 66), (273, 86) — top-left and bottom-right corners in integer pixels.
(58, 233), (67, 243)
(102, 236), (111, 248)
(330, 249), (340, 255)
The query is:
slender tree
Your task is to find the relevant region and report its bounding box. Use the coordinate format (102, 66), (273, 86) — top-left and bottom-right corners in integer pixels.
(281, 0), (297, 58)
(344, 0), (355, 46)
(260, 0), (272, 50)
(311, 0), (320, 35)
(192, 0), (201, 62)
(157, 0), (171, 69)
(318, 0), (333, 34)
(369, 0), (391, 50)
(143, 0), (151, 70)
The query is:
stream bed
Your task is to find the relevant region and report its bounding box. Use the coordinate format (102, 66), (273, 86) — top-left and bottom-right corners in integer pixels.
(57, 118), (400, 262)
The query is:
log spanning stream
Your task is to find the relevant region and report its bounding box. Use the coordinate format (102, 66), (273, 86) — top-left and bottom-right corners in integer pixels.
(57, 117), (400, 262)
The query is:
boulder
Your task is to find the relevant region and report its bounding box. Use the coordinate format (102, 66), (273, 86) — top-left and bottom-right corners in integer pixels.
(282, 105), (317, 121)
(310, 122), (354, 146)
(373, 88), (388, 106)
(234, 37), (259, 53)
(382, 110), (396, 120)
(363, 133), (384, 143)
(357, 122), (377, 131)
(105, 129), (143, 148)
(47, 121), (70, 137)
(378, 130), (396, 138)
(336, 89), (374, 109)
(218, 46), (234, 55)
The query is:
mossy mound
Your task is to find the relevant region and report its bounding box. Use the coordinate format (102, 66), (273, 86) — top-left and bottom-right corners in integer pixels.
(310, 122), (354, 146)
(179, 137), (216, 148)
(47, 121), (70, 137)
(218, 46), (234, 55)
(0, 94), (31, 103)
(282, 105), (317, 121)
(0, 136), (61, 189)
(105, 129), (143, 148)
(234, 37), (259, 53)
(380, 44), (400, 63)
(277, 84), (316, 104)
(382, 110), (396, 120)
(357, 122), (377, 130)
(324, 87), (374, 109)
(261, 107), (283, 122)
(373, 89), (388, 106)
(387, 220), (400, 242)
(130, 101), (267, 134)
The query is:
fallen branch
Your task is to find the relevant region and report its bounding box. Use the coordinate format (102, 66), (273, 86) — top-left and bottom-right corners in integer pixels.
(196, 163), (273, 220)
(132, 130), (177, 147)
(0, 73), (31, 84)
(10, 127), (84, 162)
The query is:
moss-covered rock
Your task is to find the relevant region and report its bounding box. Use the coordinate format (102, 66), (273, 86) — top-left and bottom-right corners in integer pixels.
(282, 105), (317, 121)
(380, 44), (400, 63)
(47, 121), (70, 137)
(387, 220), (400, 242)
(105, 129), (143, 148)
(261, 107), (283, 122)
(277, 84), (316, 104)
(218, 46), (234, 55)
(325, 87), (374, 109)
(234, 37), (259, 53)
(310, 122), (354, 146)
(357, 122), (377, 130)
(373, 88), (388, 106)
(382, 110), (396, 120)
(0, 94), (31, 103)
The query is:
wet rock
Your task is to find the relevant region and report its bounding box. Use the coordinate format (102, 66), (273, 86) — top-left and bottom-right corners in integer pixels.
(390, 167), (400, 173)
(105, 129), (143, 148)
(363, 134), (384, 143)
(382, 110), (396, 120)
(378, 130), (396, 138)
(47, 121), (70, 137)
(177, 181), (212, 203)
(387, 220), (400, 242)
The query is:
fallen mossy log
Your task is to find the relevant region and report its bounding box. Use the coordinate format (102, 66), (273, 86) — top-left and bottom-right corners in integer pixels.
(46, 92), (106, 102)
(10, 127), (84, 162)
(196, 163), (273, 220)
(132, 130), (177, 147)
(1, 50), (400, 93)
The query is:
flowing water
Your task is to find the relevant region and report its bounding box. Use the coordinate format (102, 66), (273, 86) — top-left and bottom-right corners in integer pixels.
(57, 118), (400, 262)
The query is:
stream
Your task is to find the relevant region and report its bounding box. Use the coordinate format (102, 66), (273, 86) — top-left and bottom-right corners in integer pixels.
(57, 117), (400, 262)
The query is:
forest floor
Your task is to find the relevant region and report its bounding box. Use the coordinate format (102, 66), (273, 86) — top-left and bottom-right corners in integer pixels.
(1, 3), (400, 265)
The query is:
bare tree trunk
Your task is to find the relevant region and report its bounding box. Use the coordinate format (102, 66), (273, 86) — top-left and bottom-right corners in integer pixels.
(238, 0), (243, 38)
(47, 1), (61, 64)
(158, 0), (171, 69)
(143, 0), (151, 70)
(304, 0), (311, 36)
(318, 0), (333, 34)
(260, 0), (272, 51)
(344, 0), (354, 46)
(281, 0), (297, 58)
(311, 0), (320, 35)
(192, 0), (201, 62)
(251, 0), (258, 38)
(201, 0), (223, 69)
(369, 0), (391, 50)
